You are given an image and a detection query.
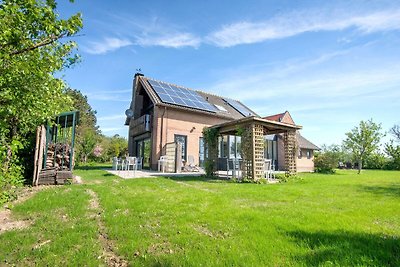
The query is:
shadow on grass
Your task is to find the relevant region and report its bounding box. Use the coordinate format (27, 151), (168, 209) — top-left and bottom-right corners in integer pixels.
(75, 165), (112, 171)
(287, 230), (399, 266)
(360, 185), (400, 198)
(165, 175), (214, 182)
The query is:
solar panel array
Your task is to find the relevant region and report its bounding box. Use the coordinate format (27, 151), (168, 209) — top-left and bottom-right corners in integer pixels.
(223, 98), (256, 117)
(147, 79), (218, 113)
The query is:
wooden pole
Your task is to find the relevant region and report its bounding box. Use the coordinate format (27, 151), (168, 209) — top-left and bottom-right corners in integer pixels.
(35, 125), (46, 186)
(32, 126), (41, 186)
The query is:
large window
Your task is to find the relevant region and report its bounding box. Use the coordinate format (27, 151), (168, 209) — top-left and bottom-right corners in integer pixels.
(199, 137), (205, 167)
(174, 134), (187, 161)
(218, 135), (242, 159)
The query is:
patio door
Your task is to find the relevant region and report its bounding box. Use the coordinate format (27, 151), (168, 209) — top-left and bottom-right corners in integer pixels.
(136, 138), (151, 169)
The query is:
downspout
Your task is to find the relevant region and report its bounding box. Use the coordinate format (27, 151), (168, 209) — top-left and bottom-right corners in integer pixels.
(159, 106), (167, 155)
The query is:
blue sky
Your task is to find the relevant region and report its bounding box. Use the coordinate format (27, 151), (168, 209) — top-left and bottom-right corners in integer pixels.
(57, 0), (400, 147)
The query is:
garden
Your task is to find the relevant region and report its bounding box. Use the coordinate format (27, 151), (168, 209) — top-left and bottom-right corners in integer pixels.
(1, 167), (399, 266)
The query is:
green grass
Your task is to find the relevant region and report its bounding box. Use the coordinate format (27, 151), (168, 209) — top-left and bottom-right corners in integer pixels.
(1, 167), (399, 266)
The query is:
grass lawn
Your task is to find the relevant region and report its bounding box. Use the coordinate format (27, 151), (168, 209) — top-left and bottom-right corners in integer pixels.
(1, 167), (399, 266)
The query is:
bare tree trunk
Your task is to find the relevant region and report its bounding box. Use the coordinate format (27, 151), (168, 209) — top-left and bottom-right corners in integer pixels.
(358, 159), (362, 174)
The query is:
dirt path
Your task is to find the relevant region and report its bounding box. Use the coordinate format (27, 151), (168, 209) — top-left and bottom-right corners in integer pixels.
(86, 189), (128, 267)
(0, 186), (48, 234)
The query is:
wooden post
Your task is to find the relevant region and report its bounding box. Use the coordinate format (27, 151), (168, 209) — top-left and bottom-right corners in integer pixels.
(32, 126), (41, 186)
(252, 123), (264, 181)
(284, 130), (297, 175)
(35, 125), (46, 186)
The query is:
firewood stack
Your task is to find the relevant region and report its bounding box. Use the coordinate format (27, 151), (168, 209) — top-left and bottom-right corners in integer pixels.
(45, 143), (71, 170)
(38, 143), (73, 185)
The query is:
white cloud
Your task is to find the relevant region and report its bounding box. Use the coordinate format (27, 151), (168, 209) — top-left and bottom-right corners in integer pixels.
(136, 32), (201, 48)
(83, 37), (133, 54)
(207, 9), (400, 47)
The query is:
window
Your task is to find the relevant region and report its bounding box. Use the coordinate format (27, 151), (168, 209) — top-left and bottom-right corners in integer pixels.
(199, 137), (205, 167)
(306, 150), (312, 159)
(174, 134), (187, 161)
(229, 135), (235, 159)
(236, 136), (242, 159)
(298, 150), (302, 159)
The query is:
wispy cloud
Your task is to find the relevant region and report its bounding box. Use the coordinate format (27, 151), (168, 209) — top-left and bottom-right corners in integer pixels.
(83, 37), (133, 54)
(136, 32), (201, 48)
(207, 9), (400, 47)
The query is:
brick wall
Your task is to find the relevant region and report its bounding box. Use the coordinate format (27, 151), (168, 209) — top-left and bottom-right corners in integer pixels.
(151, 106), (230, 169)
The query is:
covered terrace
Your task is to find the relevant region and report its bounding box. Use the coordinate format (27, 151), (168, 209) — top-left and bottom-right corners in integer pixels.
(205, 116), (302, 181)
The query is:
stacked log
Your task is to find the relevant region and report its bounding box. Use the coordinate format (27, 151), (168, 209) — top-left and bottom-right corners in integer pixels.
(46, 143), (71, 170)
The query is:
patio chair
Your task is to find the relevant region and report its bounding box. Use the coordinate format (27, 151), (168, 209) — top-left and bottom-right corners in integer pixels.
(112, 157), (122, 170)
(264, 159), (275, 180)
(227, 158), (241, 179)
(158, 155), (168, 173)
(183, 155), (200, 172)
(125, 156), (137, 171)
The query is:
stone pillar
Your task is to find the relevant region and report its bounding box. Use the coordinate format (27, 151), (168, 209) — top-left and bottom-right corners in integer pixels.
(284, 130), (297, 175)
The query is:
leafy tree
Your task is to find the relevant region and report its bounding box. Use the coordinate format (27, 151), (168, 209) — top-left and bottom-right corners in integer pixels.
(0, 0), (82, 201)
(108, 135), (128, 158)
(343, 119), (383, 174)
(363, 152), (387, 170)
(384, 124), (400, 170)
(77, 128), (97, 163)
(390, 125), (400, 141)
(65, 88), (99, 163)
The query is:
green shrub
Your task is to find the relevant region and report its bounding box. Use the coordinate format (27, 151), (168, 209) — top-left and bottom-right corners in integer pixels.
(0, 139), (24, 204)
(314, 153), (337, 173)
(363, 153), (387, 169)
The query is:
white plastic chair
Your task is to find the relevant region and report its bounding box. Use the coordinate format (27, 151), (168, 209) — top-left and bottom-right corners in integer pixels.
(158, 156), (168, 172)
(264, 159), (275, 180)
(125, 157), (137, 171)
(112, 157), (122, 170)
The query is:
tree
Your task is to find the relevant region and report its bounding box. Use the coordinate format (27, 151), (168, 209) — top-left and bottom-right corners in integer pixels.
(384, 124), (400, 170)
(77, 129), (97, 163)
(65, 88), (99, 163)
(390, 125), (400, 142)
(0, 0), (82, 202)
(343, 119), (383, 174)
(108, 135), (128, 158)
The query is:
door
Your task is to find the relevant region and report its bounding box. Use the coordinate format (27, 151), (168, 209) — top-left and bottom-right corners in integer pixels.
(174, 134), (187, 161)
(143, 139), (151, 169)
(136, 138), (151, 169)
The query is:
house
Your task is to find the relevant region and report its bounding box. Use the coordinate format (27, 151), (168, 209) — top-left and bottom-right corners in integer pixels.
(125, 73), (318, 174)
(263, 111), (320, 172)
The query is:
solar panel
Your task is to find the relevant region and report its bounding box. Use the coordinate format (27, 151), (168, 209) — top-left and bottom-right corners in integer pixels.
(147, 79), (217, 112)
(223, 98), (255, 117)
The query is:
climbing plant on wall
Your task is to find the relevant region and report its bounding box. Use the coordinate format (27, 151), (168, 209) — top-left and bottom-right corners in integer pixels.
(202, 127), (219, 177)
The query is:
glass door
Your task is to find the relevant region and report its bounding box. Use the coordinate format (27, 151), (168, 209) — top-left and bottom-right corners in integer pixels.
(143, 139), (151, 169)
(136, 138), (151, 169)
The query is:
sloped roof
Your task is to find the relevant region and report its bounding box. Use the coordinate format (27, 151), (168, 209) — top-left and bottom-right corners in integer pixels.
(297, 133), (320, 150)
(263, 111), (295, 125)
(138, 75), (258, 120)
(264, 113), (286, 123)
